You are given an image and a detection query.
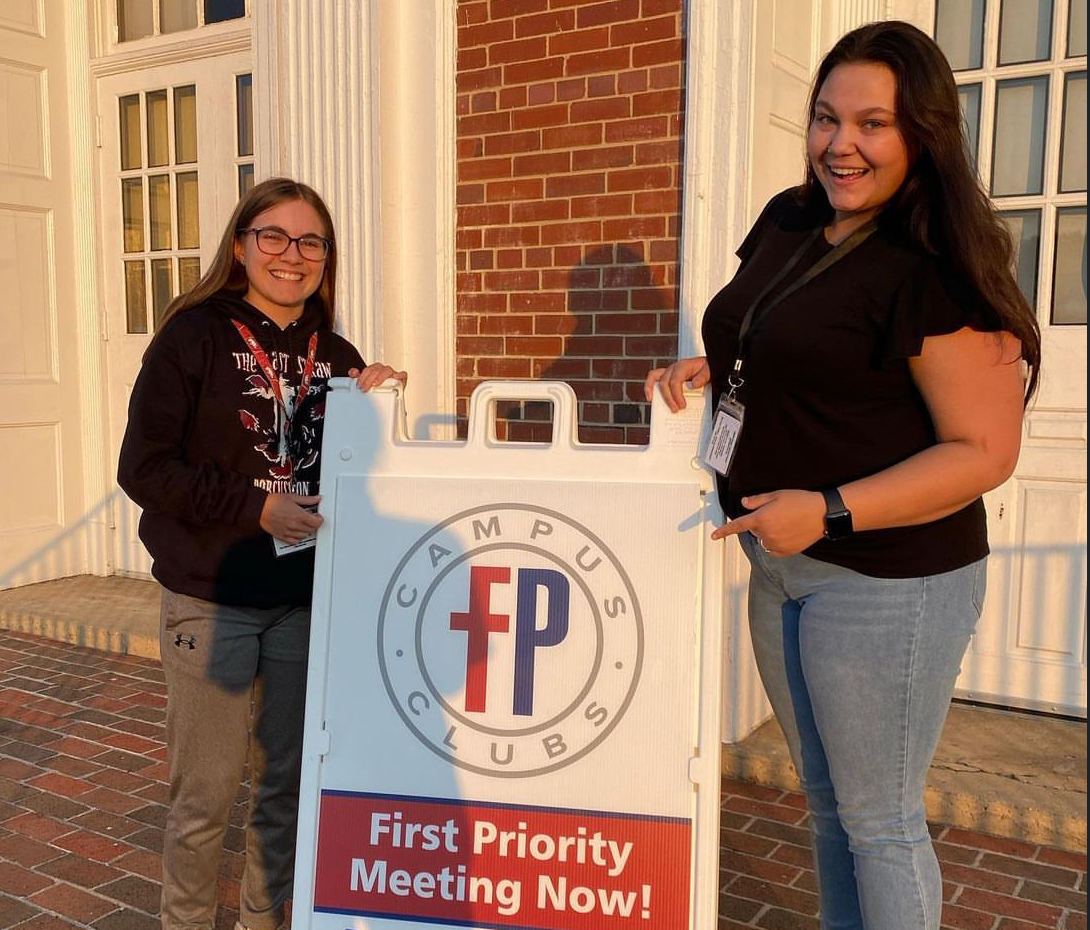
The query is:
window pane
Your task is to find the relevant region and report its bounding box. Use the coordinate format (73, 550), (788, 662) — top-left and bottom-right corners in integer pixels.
(125, 261), (148, 333)
(238, 163), (255, 196)
(236, 73), (253, 157)
(174, 85), (197, 164)
(1000, 209), (1042, 306)
(1053, 207), (1087, 324)
(149, 174), (172, 250)
(1060, 71), (1087, 192)
(151, 258), (174, 330)
(117, 0), (153, 41)
(991, 77), (1049, 195)
(999, 0), (1054, 64)
(119, 95), (142, 170)
(122, 178), (144, 252)
(179, 256), (202, 295)
(958, 83), (982, 167)
(205, 0), (246, 23)
(146, 89), (169, 167)
(177, 171), (200, 249)
(1070, 0), (1088, 56)
(935, 0), (986, 70)
(160, 0), (197, 34)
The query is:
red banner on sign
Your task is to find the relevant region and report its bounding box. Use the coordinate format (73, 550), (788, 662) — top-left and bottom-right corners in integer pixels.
(312, 792), (691, 930)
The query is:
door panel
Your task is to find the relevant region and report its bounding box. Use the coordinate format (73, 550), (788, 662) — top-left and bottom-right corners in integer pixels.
(0, 4), (89, 587)
(98, 54), (252, 576)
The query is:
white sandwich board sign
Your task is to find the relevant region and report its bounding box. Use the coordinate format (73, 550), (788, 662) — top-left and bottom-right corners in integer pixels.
(293, 380), (724, 930)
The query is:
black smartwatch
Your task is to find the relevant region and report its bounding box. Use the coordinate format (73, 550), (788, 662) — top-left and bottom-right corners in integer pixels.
(821, 488), (854, 540)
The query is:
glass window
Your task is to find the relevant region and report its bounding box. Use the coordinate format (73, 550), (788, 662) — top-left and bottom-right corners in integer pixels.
(117, 0), (153, 41)
(119, 95), (142, 170)
(206, 0), (246, 23)
(160, 0), (198, 34)
(937, 0), (1087, 336)
(148, 175), (172, 250)
(119, 84), (204, 333)
(999, 0), (1054, 64)
(1059, 71), (1087, 191)
(179, 256), (202, 294)
(174, 85), (197, 164)
(125, 261), (148, 333)
(958, 83), (982, 166)
(1052, 207), (1088, 323)
(176, 171), (200, 249)
(992, 77), (1049, 195)
(239, 163), (255, 196)
(936, 0), (986, 70)
(122, 179), (144, 252)
(1070, 0), (1088, 56)
(146, 89), (170, 167)
(1001, 210), (1043, 306)
(151, 259), (174, 329)
(236, 73), (253, 156)
(117, 0), (246, 41)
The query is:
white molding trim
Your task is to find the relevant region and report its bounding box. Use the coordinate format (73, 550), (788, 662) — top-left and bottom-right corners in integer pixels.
(67, 2), (111, 575)
(89, 27), (251, 76)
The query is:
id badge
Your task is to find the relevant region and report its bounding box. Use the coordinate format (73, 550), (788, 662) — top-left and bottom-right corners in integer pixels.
(703, 394), (745, 476)
(272, 504), (319, 557)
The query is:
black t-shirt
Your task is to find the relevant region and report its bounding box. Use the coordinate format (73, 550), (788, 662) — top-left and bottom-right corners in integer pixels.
(701, 189), (1001, 578)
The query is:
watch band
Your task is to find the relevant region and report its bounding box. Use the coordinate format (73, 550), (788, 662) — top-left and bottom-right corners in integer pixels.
(821, 487), (854, 540)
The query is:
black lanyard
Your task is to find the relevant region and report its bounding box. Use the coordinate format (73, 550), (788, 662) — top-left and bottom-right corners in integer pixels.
(726, 219), (878, 394)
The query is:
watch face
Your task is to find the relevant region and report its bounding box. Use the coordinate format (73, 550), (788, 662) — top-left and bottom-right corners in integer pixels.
(824, 510), (853, 540)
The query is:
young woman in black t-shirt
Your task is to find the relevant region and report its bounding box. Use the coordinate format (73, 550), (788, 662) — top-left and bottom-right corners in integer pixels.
(647, 22), (1040, 930)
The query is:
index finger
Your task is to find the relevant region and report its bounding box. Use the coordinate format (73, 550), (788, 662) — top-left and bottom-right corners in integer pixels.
(711, 517), (750, 541)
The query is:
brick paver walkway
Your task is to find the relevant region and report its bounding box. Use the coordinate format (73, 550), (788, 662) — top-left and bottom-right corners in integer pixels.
(1, 630), (1085, 930)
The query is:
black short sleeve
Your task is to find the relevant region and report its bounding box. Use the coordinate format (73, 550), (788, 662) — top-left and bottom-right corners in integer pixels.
(881, 260), (1004, 361)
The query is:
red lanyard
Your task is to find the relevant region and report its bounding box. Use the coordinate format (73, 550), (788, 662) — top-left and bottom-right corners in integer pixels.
(231, 319), (319, 469)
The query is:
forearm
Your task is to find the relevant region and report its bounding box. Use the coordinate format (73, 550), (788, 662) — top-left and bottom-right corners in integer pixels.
(841, 438), (1017, 532)
(118, 448), (268, 529)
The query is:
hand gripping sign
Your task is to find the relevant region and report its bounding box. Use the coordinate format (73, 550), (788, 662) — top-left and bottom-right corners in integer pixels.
(294, 380), (724, 930)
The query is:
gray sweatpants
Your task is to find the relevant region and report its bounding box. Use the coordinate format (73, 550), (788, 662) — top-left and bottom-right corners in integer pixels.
(159, 589), (311, 930)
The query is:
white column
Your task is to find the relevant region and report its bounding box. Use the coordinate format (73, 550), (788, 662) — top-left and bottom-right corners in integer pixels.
(826, 0), (896, 47)
(252, 0), (456, 438)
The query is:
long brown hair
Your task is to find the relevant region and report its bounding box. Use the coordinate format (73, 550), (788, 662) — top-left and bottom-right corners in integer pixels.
(801, 20), (1041, 401)
(153, 177), (338, 339)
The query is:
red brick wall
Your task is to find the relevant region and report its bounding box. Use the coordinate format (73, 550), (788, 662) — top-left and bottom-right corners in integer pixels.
(455, 0), (686, 443)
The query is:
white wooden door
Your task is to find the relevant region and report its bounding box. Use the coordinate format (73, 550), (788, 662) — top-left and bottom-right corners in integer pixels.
(0, 2), (89, 587)
(926, 0), (1088, 715)
(98, 53), (252, 576)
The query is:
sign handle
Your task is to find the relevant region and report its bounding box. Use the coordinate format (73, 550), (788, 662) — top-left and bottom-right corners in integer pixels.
(466, 379), (580, 450)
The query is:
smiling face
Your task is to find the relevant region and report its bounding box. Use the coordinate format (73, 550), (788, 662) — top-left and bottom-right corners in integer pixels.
(807, 61), (911, 239)
(233, 198), (329, 326)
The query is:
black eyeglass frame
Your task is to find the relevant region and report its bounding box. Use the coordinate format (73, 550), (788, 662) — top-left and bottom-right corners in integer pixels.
(237, 226), (333, 260)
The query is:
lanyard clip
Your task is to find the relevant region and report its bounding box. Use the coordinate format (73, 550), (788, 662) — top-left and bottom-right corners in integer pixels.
(726, 358), (744, 401)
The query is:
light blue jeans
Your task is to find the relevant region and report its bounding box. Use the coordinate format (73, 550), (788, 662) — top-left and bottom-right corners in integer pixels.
(739, 532), (986, 930)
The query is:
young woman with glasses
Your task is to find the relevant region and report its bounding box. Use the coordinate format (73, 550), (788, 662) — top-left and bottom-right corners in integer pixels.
(118, 177), (406, 930)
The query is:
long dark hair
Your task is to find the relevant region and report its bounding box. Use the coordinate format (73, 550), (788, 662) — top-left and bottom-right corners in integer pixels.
(802, 20), (1041, 401)
(153, 176), (338, 339)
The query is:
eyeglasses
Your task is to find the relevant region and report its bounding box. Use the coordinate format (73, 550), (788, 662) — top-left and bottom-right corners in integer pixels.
(238, 227), (332, 261)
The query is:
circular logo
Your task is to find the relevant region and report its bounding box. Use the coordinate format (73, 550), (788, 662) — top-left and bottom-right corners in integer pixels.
(377, 503), (643, 777)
